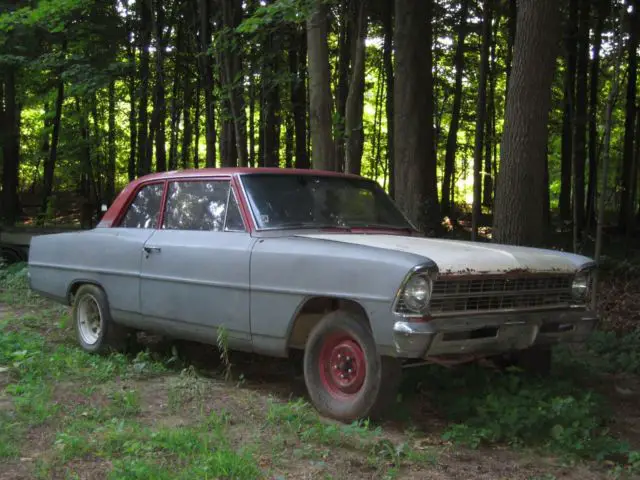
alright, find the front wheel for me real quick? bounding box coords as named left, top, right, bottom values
left=303, top=310, right=401, bottom=422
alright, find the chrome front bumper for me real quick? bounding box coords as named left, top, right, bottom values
left=392, top=308, right=598, bottom=358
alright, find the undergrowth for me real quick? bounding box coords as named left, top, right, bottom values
left=3, top=259, right=640, bottom=477
left=400, top=359, right=640, bottom=475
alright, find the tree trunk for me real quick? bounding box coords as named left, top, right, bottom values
left=335, top=1, right=354, bottom=173
left=383, top=0, right=394, bottom=196
left=572, top=0, right=589, bottom=250
left=1, top=69, right=20, bottom=226
left=394, top=0, right=441, bottom=234
left=585, top=0, right=607, bottom=228
left=483, top=11, right=497, bottom=209
left=198, top=0, right=216, bottom=168
left=472, top=0, right=491, bottom=240
left=168, top=21, right=183, bottom=171
left=106, top=80, right=116, bottom=205
left=505, top=0, right=516, bottom=90
left=77, top=99, right=94, bottom=229
left=619, top=0, right=639, bottom=231
left=91, top=99, right=104, bottom=207
left=249, top=74, right=256, bottom=167
left=263, top=21, right=281, bottom=168
left=290, top=27, right=309, bottom=169
left=193, top=80, right=201, bottom=169
left=442, top=0, right=469, bottom=215
left=222, top=0, right=249, bottom=167
left=137, top=0, right=152, bottom=176
left=127, top=43, right=137, bottom=181
left=307, top=0, right=335, bottom=171
left=344, top=0, right=368, bottom=175
left=41, top=71, right=64, bottom=217
left=150, top=0, right=167, bottom=172
left=560, top=0, right=577, bottom=222
left=181, top=68, right=192, bottom=169
left=493, top=0, right=561, bottom=246
left=594, top=12, right=624, bottom=307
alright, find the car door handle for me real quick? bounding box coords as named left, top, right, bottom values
left=143, top=246, right=162, bottom=254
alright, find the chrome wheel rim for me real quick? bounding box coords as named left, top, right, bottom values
left=77, top=294, right=102, bottom=345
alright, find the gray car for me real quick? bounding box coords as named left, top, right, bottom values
left=27, top=168, right=598, bottom=421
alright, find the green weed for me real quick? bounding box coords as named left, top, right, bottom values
left=407, top=363, right=638, bottom=466
left=167, top=365, right=210, bottom=413
left=0, top=262, right=42, bottom=306
left=44, top=412, right=261, bottom=479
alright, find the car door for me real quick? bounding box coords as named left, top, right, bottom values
left=139, top=177, right=254, bottom=351
left=99, top=181, right=165, bottom=326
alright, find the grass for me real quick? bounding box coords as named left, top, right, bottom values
left=3, top=261, right=640, bottom=478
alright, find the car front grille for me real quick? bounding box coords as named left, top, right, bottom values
left=428, top=274, right=574, bottom=315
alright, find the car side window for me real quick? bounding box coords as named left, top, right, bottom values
left=120, top=183, right=164, bottom=228
left=224, top=190, right=246, bottom=232
left=164, top=180, right=242, bottom=231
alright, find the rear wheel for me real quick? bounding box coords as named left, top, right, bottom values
left=72, top=284, right=131, bottom=354
left=303, top=310, right=401, bottom=422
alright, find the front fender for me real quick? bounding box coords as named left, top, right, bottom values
left=249, top=235, right=429, bottom=356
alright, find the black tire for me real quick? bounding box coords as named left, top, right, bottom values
left=303, top=310, right=402, bottom=422
left=72, top=284, right=130, bottom=354
left=493, top=346, right=552, bottom=377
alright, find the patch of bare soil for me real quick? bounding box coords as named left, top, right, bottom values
left=1, top=425, right=56, bottom=480
left=47, top=457, right=112, bottom=480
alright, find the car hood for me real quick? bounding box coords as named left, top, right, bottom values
left=297, top=233, right=594, bottom=275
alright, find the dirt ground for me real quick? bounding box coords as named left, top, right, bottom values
left=1, top=302, right=638, bottom=480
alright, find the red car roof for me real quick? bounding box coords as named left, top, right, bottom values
left=133, top=167, right=363, bottom=183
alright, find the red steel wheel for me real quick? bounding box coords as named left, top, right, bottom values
left=319, top=332, right=367, bottom=398
left=303, top=310, right=402, bottom=422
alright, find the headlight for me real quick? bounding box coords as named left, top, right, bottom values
left=572, top=269, right=592, bottom=302
left=402, top=275, right=432, bottom=312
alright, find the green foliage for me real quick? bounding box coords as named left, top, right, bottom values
left=403, top=362, right=639, bottom=467
left=48, top=414, right=261, bottom=479
left=237, top=0, right=313, bottom=34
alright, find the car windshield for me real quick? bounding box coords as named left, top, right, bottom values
left=240, top=173, right=414, bottom=231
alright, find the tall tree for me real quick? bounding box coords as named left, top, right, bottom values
left=344, top=0, right=368, bottom=175
left=136, top=0, right=152, bottom=176
left=41, top=41, right=66, bottom=217
left=472, top=0, right=492, bottom=240
left=150, top=0, right=167, bottom=173
left=307, top=0, right=335, bottom=171
left=106, top=80, right=116, bottom=204
left=493, top=0, right=561, bottom=246
left=290, top=26, right=309, bottom=169
left=198, top=0, right=216, bottom=167
left=586, top=0, right=608, bottom=226
left=1, top=69, right=20, bottom=225
left=382, top=0, right=394, bottom=196
left=222, top=0, right=249, bottom=167
left=442, top=0, right=470, bottom=216
left=572, top=0, right=590, bottom=249
left=394, top=0, right=441, bottom=233
left=560, top=0, right=578, bottom=222
left=619, top=0, right=639, bottom=231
